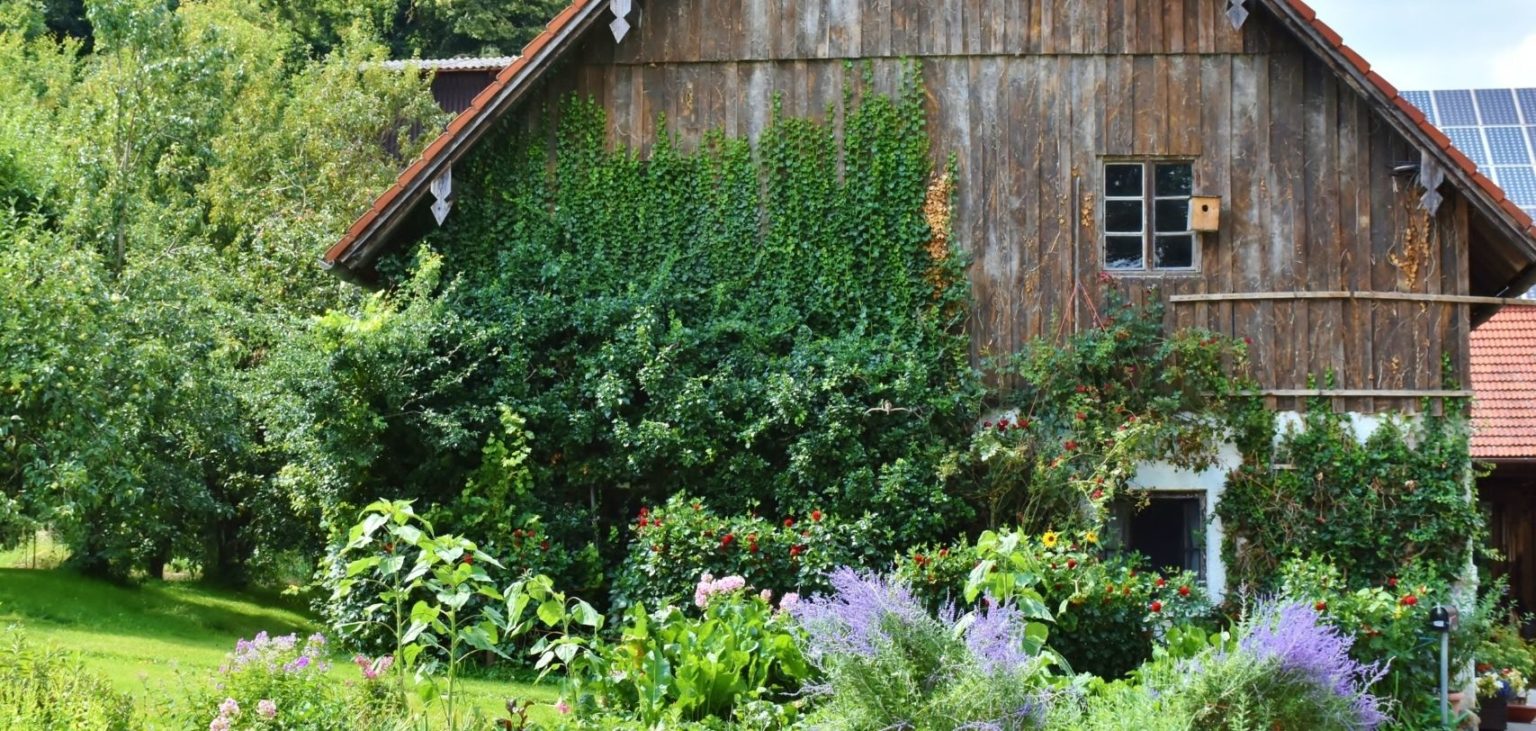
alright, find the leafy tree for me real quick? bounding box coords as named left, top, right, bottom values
left=0, top=0, right=442, bottom=582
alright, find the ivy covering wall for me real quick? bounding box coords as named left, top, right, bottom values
left=370, top=64, right=982, bottom=556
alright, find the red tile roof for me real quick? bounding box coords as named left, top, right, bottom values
left=1472, top=307, right=1536, bottom=459
left=321, top=0, right=1536, bottom=284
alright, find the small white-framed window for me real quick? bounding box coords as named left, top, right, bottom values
left=1102, top=161, right=1197, bottom=272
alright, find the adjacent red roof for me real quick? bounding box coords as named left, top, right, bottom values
left=1472, top=308, right=1536, bottom=459
left=322, top=0, right=1536, bottom=287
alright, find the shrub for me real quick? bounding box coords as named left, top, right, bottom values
left=896, top=527, right=1212, bottom=679
left=1219, top=404, right=1480, bottom=591
left=610, top=494, right=883, bottom=612
left=0, top=627, right=138, bottom=731
left=1274, top=556, right=1498, bottom=728
left=160, top=631, right=402, bottom=731
left=791, top=568, right=1054, bottom=730
left=1051, top=602, right=1387, bottom=730
left=562, top=576, right=809, bottom=727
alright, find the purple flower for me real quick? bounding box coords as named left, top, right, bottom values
left=789, top=567, right=936, bottom=660
left=257, top=699, right=277, bottom=719
left=283, top=655, right=312, bottom=673
left=218, top=698, right=240, bottom=718
left=961, top=597, right=1035, bottom=675
left=1240, top=602, right=1389, bottom=729
left=209, top=718, right=230, bottom=731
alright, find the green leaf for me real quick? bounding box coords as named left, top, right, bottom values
left=537, top=599, right=564, bottom=627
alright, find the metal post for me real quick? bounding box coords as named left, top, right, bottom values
left=1441, top=631, right=1450, bottom=729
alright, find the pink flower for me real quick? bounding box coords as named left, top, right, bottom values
left=257, top=699, right=277, bottom=719
left=555, top=698, right=572, bottom=715
left=760, top=588, right=773, bottom=603
left=218, top=698, right=240, bottom=718
left=209, top=718, right=231, bottom=731
left=693, top=573, right=748, bottom=607
left=779, top=592, right=801, bottom=612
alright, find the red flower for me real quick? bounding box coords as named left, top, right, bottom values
left=914, top=554, right=928, bottom=566
left=1387, top=577, right=1399, bottom=588
left=540, top=541, right=549, bottom=551
left=1066, top=559, right=1078, bottom=569
left=639, top=507, right=650, bottom=518
left=1075, top=412, right=1087, bottom=421
left=983, top=421, right=992, bottom=428
left=721, top=533, right=736, bottom=549
left=1075, top=385, right=1088, bottom=394
left=638, top=517, right=649, bottom=528
left=1018, top=418, right=1031, bottom=429
left=749, top=543, right=759, bottom=553
left=1064, top=440, right=1079, bottom=452
left=811, top=510, right=823, bottom=522
left=1155, top=577, right=1166, bottom=588
left=462, top=554, right=473, bottom=565
left=1178, top=585, right=1190, bottom=597
left=789, top=545, right=804, bottom=558
left=1243, top=336, right=1253, bottom=346
left=692, top=503, right=702, bottom=511
left=1314, top=601, right=1327, bottom=612
left=1150, top=600, right=1163, bottom=613
left=1400, top=594, right=1418, bottom=607
left=784, top=517, right=795, bottom=528
left=939, top=548, right=950, bottom=558
left=1091, top=489, right=1104, bottom=500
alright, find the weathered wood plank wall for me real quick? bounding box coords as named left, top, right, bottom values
left=517, top=0, right=1472, bottom=413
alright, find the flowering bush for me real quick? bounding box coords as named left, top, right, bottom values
left=562, top=575, right=808, bottom=727
left=791, top=568, right=1054, bottom=730
left=897, top=527, right=1211, bottom=679
left=1477, top=667, right=1528, bottom=700
left=959, top=293, right=1266, bottom=532
left=1050, top=602, right=1387, bottom=730
left=610, top=494, right=882, bottom=612
left=0, top=627, right=138, bottom=731
left=175, top=631, right=403, bottom=731
left=1274, top=556, right=1500, bottom=728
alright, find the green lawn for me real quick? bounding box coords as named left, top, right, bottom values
left=0, top=568, right=559, bottom=724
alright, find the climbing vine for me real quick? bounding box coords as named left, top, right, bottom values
left=1217, top=392, right=1481, bottom=591
left=369, top=62, right=980, bottom=557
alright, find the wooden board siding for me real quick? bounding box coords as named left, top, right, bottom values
left=489, top=0, right=1472, bottom=413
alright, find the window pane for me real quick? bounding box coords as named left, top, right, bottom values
left=1155, top=235, right=1195, bottom=269
left=1106, top=236, right=1144, bottom=269
left=1105, top=164, right=1143, bottom=197
left=1155, top=200, right=1190, bottom=232
left=1105, top=200, right=1143, bottom=233
left=1155, top=164, right=1193, bottom=196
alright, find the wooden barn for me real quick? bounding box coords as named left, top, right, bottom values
left=324, top=0, right=1536, bottom=594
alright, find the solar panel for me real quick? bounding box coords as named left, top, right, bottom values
left=1411, top=88, right=1536, bottom=211
left=1519, top=89, right=1536, bottom=121
left=1434, top=90, right=1479, bottom=125
left=1446, top=127, right=1490, bottom=166
left=1487, top=127, right=1532, bottom=166
left=1476, top=89, right=1522, bottom=125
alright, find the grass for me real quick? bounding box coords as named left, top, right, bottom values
left=0, top=567, right=560, bottom=724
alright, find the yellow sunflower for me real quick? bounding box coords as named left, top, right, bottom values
left=1084, top=530, right=1099, bottom=545
left=1042, top=531, right=1060, bottom=549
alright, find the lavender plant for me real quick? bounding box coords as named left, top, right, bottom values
left=790, top=568, right=1053, bottom=731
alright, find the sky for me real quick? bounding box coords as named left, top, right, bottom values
left=1307, top=0, right=1536, bottom=90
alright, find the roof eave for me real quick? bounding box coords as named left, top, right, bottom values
left=321, top=0, right=608, bottom=275
left=1257, top=0, right=1536, bottom=297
